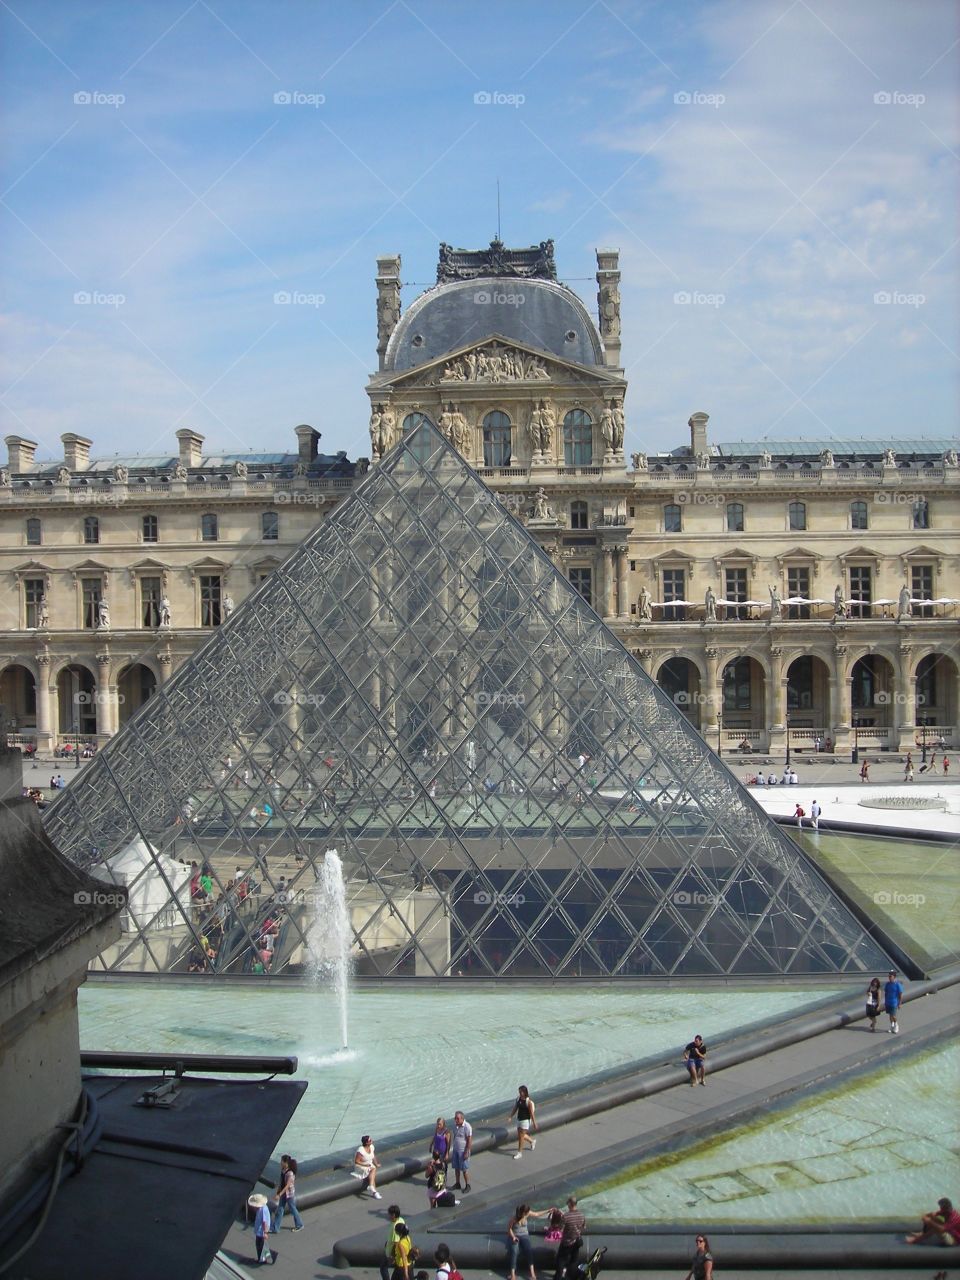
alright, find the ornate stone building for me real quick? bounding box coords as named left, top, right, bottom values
left=1, top=237, right=956, bottom=755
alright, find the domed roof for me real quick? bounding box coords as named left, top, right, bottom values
left=385, top=276, right=604, bottom=373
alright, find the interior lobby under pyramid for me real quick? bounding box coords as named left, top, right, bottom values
left=43, top=424, right=892, bottom=977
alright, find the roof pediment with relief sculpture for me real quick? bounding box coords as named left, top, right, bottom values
left=369, top=335, right=625, bottom=394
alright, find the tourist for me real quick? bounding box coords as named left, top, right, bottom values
left=682, top=1233, right=714, bottom=1279
left=430, top=1117, right=452, bottom=1170
left=684, top=1034, right=707, bottom=1086
left=755, top=771, right=766, bottom=786
left=865, top=977, right=882, bottom=1032
left=766, top=772, right=777, bottom=785
left=859, top=759, right=870, bottom=783
left=381, top=1206, right=405, bottom=1280
left=544, top=1209, right=564, bottom=1243
left=943, top=755, right=950, bottom=776
left=906, top=1196, right=960, bottom=1245
left=508, top=1084, right=538, bottom=1159
left=824, top=737, right=833, bottom=753
left=926, top=753, right=939, bottom=775
left=353, top=1134, right=382, bottom=1198
left=434, top=1242, right=459, bottom=1280
left=271, top=1154, right=304, bottom=1232
left=903, top=752, right=913, bottom=780
left=810, top=799, right=821, bottom=830
left=427, top=1160, right=459, bottom=1208
left=552, top=1196, right=586, bottom=1280
left=450, top=1110, right=473, bottom=1192
left=248, top=1192, right=273, bottom=1266
left=884, top=969, right=903, bottom=1034
left=780, top=769, right=790, bottom=785
left=507, top=1204, right=551, bottom=1280
left=392, top=1223, right=415, bottom=1280
left=789, top=768, right=799, bottom=784
left=793, top=802, right=805, bottom=828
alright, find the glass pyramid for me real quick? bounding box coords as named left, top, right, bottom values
left=45, top=424, right=892, bottom=977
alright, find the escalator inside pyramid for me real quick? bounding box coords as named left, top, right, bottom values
left=45, top=424, right=891, bottom=978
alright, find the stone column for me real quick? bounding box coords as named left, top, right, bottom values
left=636, top=649, right=654, bottom=677
left=615, top=546, right=629, bottom=619
left=703, top=647, right=720, bottom=740
left=157, top=651, right=173, bottom=684
left=34, top=655, right=54, bottom=753
left=893, top=645, right=914, bottom=751
left=375, top=255, right=402, bottom=372
left=96, top=651, right=114, bottom=740
left=601, top=550, right=615, bottom=619
left=767, top=646, right=786, bottom=755
left=831, top=645, right=851, bottom=752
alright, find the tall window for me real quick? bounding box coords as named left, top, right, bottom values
left=787, top=567, right=810, bottom=620
left=141, top=576, right=162, bottom=628
left=81, top=578, right=101, bottom=630
left=662, top=568, right=686, bottom=621
left=563, top=410, right=593, bottom=466
left=142, top=514, right=158, bottom=543
left=83, top=515, right=99, bottom=544
left=788, top=500, right=806, bottom=531
left=724, top=567, right=748, bottom=620
left=911, top=564, right=933, bottom=618
left=723, top=657, right=753, bottom=711
left=262, top=511, right=279, bottom=540
left=570, top=500, right=589, bottom=530
left=916, top=654, right=938, bottom=715
left=24, top=578, right=45, bottom=628
left=568, top=567, right=592, bottom=607
left=200, top=575, right=222, bottom=626
left=26, top=517, right=41, bottom=546
left=849, top=566, right=872, bottom=619
left=787, top=655, right=814, bottom=711
left=850, top=500, right=868, bottom=530
left=726, top=502, right=744, bottom=532
left=201, top=512, right=219, bottom=542
left=402, top=412, right=434, bottom=463
left=664, top=503, right=682, bottom=533
left=482, top=411, right=512, bottom=467
left=912, top=498, right=929, bottom=529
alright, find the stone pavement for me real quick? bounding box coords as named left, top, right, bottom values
left=219, top=975, right=960, bottom=1276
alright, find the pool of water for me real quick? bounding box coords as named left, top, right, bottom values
left=78, top=982, right=844, bottom=1159
left=580, top=1042, right=959, bottom=1223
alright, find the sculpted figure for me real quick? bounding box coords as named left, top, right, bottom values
left=96, top=597, right=110, bottom=629
left=527, top=405, right=543, bottom=452
left=769, top=583, right=782, bottom=621
left=898, top=584, right=912, bottom=619
left=379, top=407, right=396, bottom=452
left=944, top=448, right=958, bottom=467
left=599, top=404, right=616, bottom=451
left=0, top=468, right=8, bottom=486
left=450, top=409, right=470, bottom=453
left=834, top=583, right=847, bottom=619
left=611, top=398, right=625, bottom=450
left=638, top=585, right=652, bottom=621
left=369, top=407, right=382, bottom=454
left=819, top=448, right=834, bottom=468
left=531, top=487, right=555, bottom=520
left=442, top=359, right=465, bottom=381
left=631, top=451, right=647, bottom=471
left=222, top=594, right=235, bottom=619
left=760, top=450, right=772, bottom=468
left=56, top=466, right=70, bottom=485
left=233, top=459, right=248, bottom=479
left=113, top=463, right=129, bottom=483
left=464, top=350, right=478, bottom=380
left=37, top=599, right=50, bottom=629
left=599, top=282, right=621, bottom=337
left=438, top=406, right=455, bottom=442
left=883, top=448, right=896, bottom=467
left=173, top=460, right=188, bottom=481
left=696, top=451, right=711, bottom=470
left=159, top=596, right=172, bottom=628
left=704, top=586, right=717, bottom=621
left=537, top=401, right=556, bottom=454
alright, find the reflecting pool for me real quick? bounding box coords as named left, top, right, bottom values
left=580, top=1042, right=959, bottom=1223
left=79, top=982, right=843, bottom=1158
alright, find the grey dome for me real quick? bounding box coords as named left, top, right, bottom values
left=385, top=277, right=603, bottom=372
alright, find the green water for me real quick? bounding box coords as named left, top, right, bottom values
left=580, top=1042, right=960, bottom=1223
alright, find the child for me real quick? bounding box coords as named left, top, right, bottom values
left=248, top=1192, right=273, bottom=1265
left=544, top=1208, right=564, bottom=1242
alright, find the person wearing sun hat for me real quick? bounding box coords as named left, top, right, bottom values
left=248, top=1193, right=274, bottom=1265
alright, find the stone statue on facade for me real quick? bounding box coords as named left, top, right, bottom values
left=222, top=594, right=235, bottom=619
left=56, top=466, right=70, bottom=485
left=233, top=459, right=248, bottom=479
left=368, top=406, right=382, bottom=455
left=379, top=407, right=396, bottom=453
left=530, top=487, right=556, bottom=521
left=704, top=586, right=717, bottom=621
left=638, top=585, right=653, bottom=621
left=536, top=401, right=555, bottom=454
left=944, top=448, right=958, bottom=468
left=599, top=404, right=616, bottom=452
left=113, top=463, right=129, bottom=483
left=897, top=584, right=912, bottom=619
left=833, top=583, right=848, bottom=619
left=611, top=398, right=625, bottom=451
left=760, top=450, right=772, bottom=469
left=0, top=468, right=8, bottom=486
left=96, top=597, right=110, bottom=629
left=819, top=448, right=834, bottom=469
left=631, top=451, right=647, bottom=472
left=173, top=460, right=187, bottom=481
left=598, top=281, right=621, bottom=337
left=769, top=583, right=782, bottom=621
left=882, top=448, right=896, bottom=467
left=438, top=406, right=455, bottom=443
left=37, top=599, right=50, bottom=629
left=159, top=596, right=172, bottom=628
left=696, top=451, right=711, bottom=471
left=450, top=407, right=470, bottom=454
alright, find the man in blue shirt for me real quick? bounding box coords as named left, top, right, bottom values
left=884, top=969, right=903, bottom=1034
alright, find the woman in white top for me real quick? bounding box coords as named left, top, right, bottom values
left=353, top=1134, right=382, bottom=1198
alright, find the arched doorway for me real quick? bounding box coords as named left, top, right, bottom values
left=915, top=653, right=958, bottom=745
left=786, top=655, right=831, bottom=748
left=851, top=654, right=896, bottom=748
left=656, top=657, right=702, bottom=729
left=117, top=663, right=158, bottom=727
left=0, top=664, right=37, bottom=744
left=56, top=664, right=97, bottom=743
left=721, top=656, right=766, bottom=745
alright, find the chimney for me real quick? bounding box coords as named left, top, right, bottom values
left=5, top=436, right=38, bottom=473
left=295, top=424, right=320, bottom=464
left=175, top=429, right=204, bottom=469
left=375, top=254, right=402, bottom=371
left=61, top=433, right=93, bottom=471
left=689, top=412, right=710, bottom=457
left=596, top=248, right=622, bottom=368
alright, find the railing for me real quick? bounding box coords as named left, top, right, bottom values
left=557, top=466, right=603, bottom=477
left=853, top=727, right=891, bottom=742
left=723, top=729, right=762, bottom=742
left=6, top=732, right=37, bottom=751
left=790, top=728, right=828, bottom=741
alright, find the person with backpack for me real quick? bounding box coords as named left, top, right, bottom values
left=434, top=1243, right=463, bottom=1280
left=553, top=1197, right=586, bottom=1280
left=427, top=1159, right=460, bottom=1208
left=381, top=1206, right=406, bottom=1280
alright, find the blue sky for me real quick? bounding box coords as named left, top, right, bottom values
left=1, top=0, right=957, bottom=463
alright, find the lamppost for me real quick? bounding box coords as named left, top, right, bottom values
left=852, top=719, right=860, bottom=765
left=785, top=717, right=792, bottom=770
left=919, top=720, right=928, bottom=765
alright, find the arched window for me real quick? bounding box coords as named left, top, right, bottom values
left=482, top=411, right=512, bottom=467
left=850, top=500, right=868, bottom=530
left=788, top=500, right=806, bottom=531
left=563, top=410, right=592, bottom=466
left=402, top=412, right=434, bottom=463
left=726, top=502, right=744, bottom=532
left=570, top=500, right=589, bottom=530
left=664, top=503, right=682, bottom=533
left=83, top=515, right=99, bottom=544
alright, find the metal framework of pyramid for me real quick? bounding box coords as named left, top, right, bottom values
left=45, top=424, right=892, bottom=978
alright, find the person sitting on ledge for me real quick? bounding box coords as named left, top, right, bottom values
left=906, top=1197, right=960, bottom=1245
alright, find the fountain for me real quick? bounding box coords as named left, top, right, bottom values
left=308, top=849, right=352, bottom=1048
